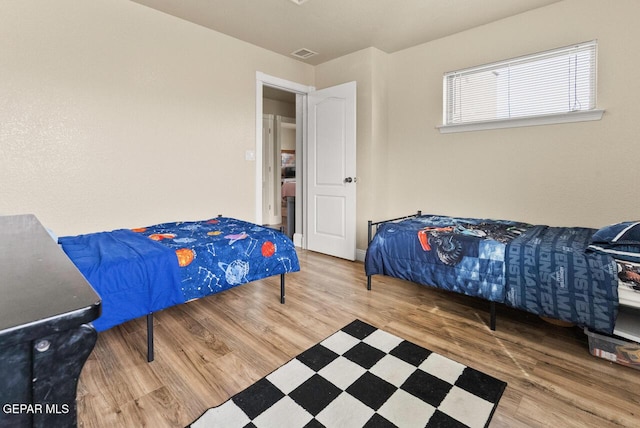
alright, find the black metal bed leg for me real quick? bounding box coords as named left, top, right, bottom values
left=280, top=273, right=285, bottom=304
left=367, top=275, right=372, bottom=291
left=490, top=301, right=496, bottom=331
left=147, top=313, right=154, bottom=362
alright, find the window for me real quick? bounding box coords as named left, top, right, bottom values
left=439, top=40, right=603, bottom=133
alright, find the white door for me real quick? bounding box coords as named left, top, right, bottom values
left=307, top=81, right=357, bottom=260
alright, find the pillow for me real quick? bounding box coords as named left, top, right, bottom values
left=590, top=221, right=640, bottom=245
left=588, top=221, right=640, bottom=262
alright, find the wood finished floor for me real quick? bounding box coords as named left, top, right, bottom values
left=77, top=249, right=639, bottom=427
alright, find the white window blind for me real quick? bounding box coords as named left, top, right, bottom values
left=443, top=40, right=598, bottom=127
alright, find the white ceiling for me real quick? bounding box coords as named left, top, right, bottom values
left=131, top=0, right=563, bottom=66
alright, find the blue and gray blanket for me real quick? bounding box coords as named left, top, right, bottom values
left=365, top=215, right=619, bottom=334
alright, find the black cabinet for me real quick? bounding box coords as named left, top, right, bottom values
left=0, top=215, right=101, bottom=428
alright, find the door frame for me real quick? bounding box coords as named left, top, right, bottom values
left=261, top=113, right=279, bottom=225
left=255, top=72, right=315, bottom=248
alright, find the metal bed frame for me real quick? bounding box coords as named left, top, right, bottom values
left=145, top=273, right=285, bottom=362
left=366, top=210, right=497, bottom=331
left=143, top=222, right=288, bottom=362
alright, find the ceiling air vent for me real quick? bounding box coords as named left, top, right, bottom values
left=291, top=48, right=317, bottom=59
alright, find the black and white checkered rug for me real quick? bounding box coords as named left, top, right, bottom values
left=189, top=320, right=506, bottom=428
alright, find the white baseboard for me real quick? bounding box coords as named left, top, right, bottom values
left=356, top=248, right=366, bottom=262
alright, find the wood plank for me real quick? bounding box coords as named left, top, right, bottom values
left=77, top=249, right=639, bottom=427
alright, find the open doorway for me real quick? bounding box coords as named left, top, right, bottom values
left=255, top=72, right=314, bottom=250
left=255, top=73, right=357, bottom=259
left=262, top=87, right=296, bottom=237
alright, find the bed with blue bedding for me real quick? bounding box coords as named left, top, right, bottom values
left=59, top=216, right=300, bottom=360
left=365, top=212, right=620, bottom=334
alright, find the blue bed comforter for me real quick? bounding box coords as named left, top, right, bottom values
left=59, top=229, right=184, bottom=332
left=136, top=217, right=300, bottom=301
left=366, top=215, right=619, bottom=333
left=365, top=215, right=530, bottom=302
left=60, top=217, right=300, bottom=332
left=504, top=225, right=619, bottom=333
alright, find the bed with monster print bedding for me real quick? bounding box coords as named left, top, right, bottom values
left=59, top=216, right=299, bottom=361
left=365, top=211, right=622, bottom=335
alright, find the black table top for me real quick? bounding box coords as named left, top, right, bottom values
left=0, top=215, right=101, bottom=346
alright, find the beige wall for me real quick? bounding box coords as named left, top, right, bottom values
left=263, top=98, right=295, bottom=119
left=385, top=0, right=640, bottom=229
left=0, top=0, right=313, bottom=236
left=315, top=0, right=640, bottom=253
left=316, top=0, right=640, bottom=249
left=2, top=0, right=638, bottom=251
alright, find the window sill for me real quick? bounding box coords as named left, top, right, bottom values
left=437, top=109, right=605, bottom=134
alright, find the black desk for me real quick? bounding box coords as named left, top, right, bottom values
left=0, top=214, right=101, bottom=428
